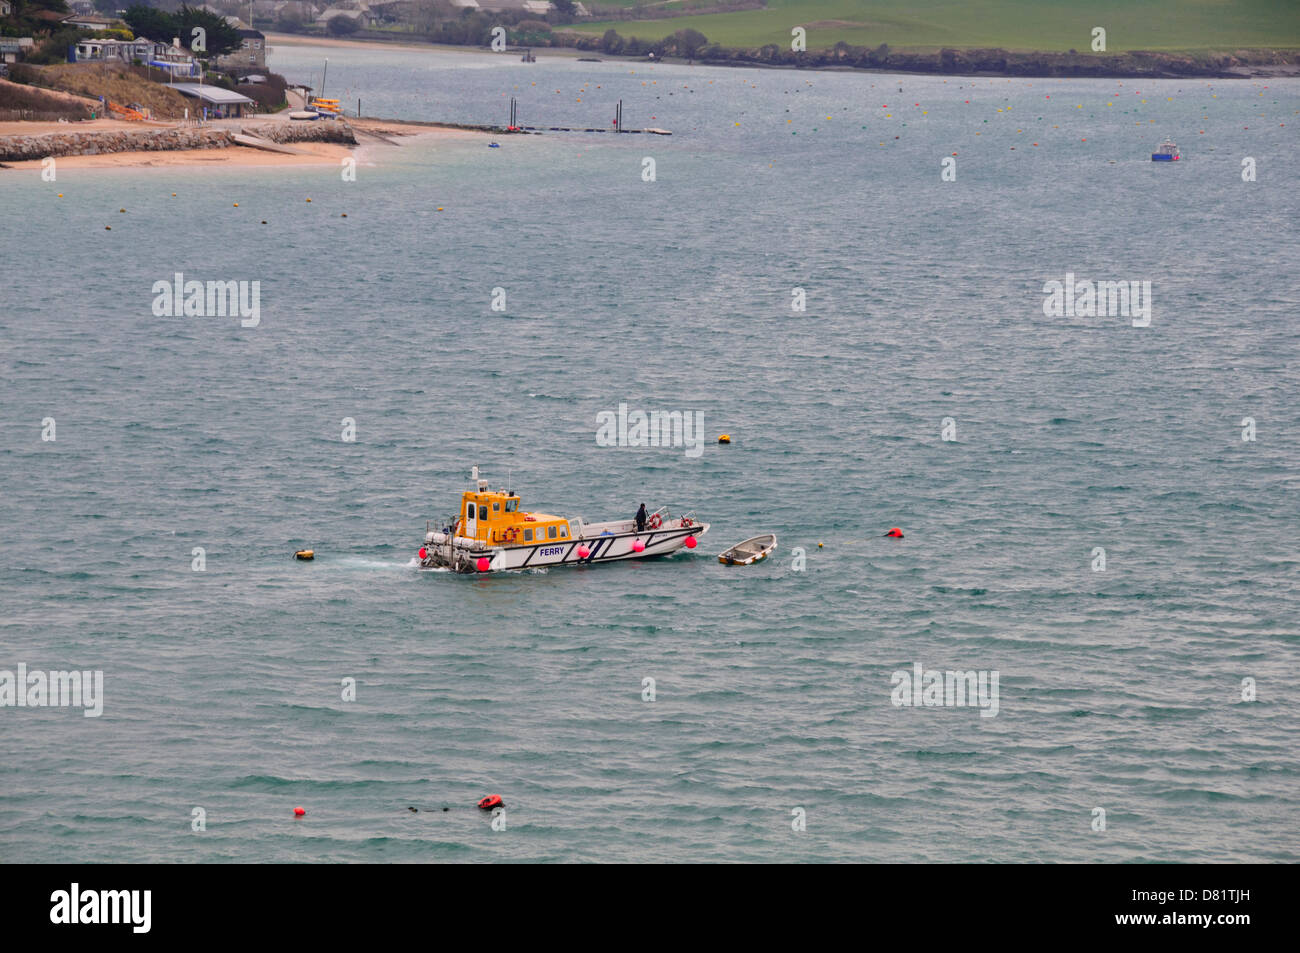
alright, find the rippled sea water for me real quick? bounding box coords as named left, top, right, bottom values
left=2, top=43, right=1298, bottom=862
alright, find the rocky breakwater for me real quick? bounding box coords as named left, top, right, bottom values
left=245, top=120, right=357, bottom=147
left=0, top=120, right=357, bottom=163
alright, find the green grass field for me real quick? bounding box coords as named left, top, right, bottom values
left=574, top=0, right=1300, bottom=51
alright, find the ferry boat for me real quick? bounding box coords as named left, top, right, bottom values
left=419, top=468, right=708, bottom=573
left=1151, top=138, right=1179, bottom=161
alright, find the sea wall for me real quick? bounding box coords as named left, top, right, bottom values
left=0, top=120, right=356, bottom=162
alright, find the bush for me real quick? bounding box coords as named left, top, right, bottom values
left=236, top=81, right=286, bottom=112
left=326, top=15, right=360, bottom=36
left=26, top=28, right=90, bottom=66
left=671, top=28, right=708, bottom=58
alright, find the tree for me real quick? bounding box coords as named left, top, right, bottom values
left=174, top=4, right=240, bottom=56
left=326, top=13, right=360, bottom=35
left=672, top=28, right=707, bottom=59
left=26, top=26, right=87, bottom=65
left=600, top=28, right=622, bottom=55
left=123, top=3, right=177, bottom=43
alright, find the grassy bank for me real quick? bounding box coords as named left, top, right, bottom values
left=10, top=63, right=192, bottom=119
left=575, top=0, right=1300, bottom=52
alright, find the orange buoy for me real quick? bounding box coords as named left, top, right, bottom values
left=884, top=527, right=904, bottom=538
left=477, top=795, right=503, bottom=810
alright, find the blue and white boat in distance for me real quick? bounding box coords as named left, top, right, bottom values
left=1152, top=138, right=1180, bottom=161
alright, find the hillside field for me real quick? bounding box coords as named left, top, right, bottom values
left=572, top=0, right=1300, bottom=51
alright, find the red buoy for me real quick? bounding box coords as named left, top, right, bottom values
left=418, top=547, right=427, bottom=559
left=684, top=535, right=697, bottom=549
left=476, top=557, right=490, bottom=572
left=293, top=806, right=306, bottom=817
left=577, top=546, right=590, bottom=558
left=477, top=795, right=502, bottom=810
left=632, top=540, right=646, bottom=552
left=884, top=527, right=904, bottom=538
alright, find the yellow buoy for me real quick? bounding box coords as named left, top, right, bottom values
left=718, top=434, right=731, bottom=444
left=294, top=550, right=314, bottom=561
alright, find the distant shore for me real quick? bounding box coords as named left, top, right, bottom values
left=264, top=30, right=1300, bottom=78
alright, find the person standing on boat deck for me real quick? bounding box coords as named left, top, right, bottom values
left=635, top=503, right=648, bottom=532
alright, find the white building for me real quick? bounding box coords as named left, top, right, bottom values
left=74, top=37, right=156, bottom=63
left=149, top=42, right=200, bottom=78
left=0, top=36, right=34, bottom=65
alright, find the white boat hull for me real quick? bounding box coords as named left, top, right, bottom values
left=421, top=521, right=709, bottom=573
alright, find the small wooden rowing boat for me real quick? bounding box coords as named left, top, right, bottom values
left=718, top=534, right=776, bottom=566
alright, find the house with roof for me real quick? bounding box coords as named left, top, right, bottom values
left=216, top=28, right=267, bottom=69
left=0, top=36, right=35, bottom=65
left=0, top=1, right=14, bottom=18
left=315, top=6, right=370, bottom=27
left=32, top=8, right=70, bottom=27
left=61, top=13, right=121, bottom=31
left=474, top=0, right=555, bottom=14
left=74, top=36, right=155, bottom=63
left=149, top=41, right=199, bottom=77
left=76, top=35, right=199, bottom=77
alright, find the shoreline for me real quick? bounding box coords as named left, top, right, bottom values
left=0, top=116, right=493, bottom=170
left=264, top=30, right=1300, bottom=79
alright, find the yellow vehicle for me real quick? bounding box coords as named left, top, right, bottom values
left=418, top=467, right=708, bottom=573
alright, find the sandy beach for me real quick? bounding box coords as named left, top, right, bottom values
left=4, top=139, right=356, bottom=169
left=1, top=117, right=489, bottom=170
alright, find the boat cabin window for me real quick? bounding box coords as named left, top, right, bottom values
left=559, top=527, right=567, bottom=538
left=492, top=502, right=500, bottom=512
left=479, top=505, right=488, bottom=521
left=523, top=529, right=534, bottom=542
left=505, top=499, right=518, bottom=512
left=547, top=526, right=557, bottom=539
